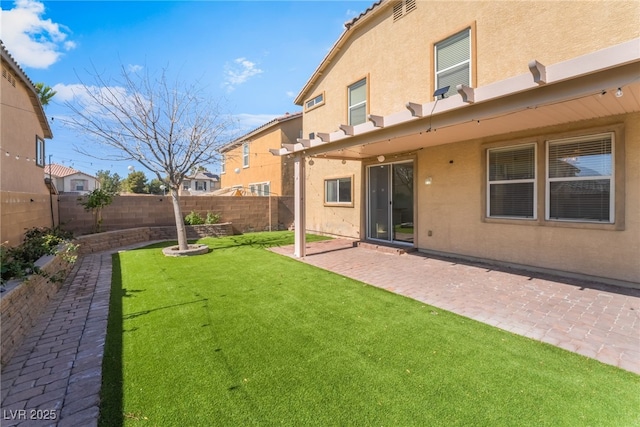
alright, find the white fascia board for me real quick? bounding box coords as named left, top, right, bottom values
left=281, top=37, right=639, bottom=157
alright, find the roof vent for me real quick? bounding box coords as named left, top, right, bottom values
left=393, top=0, right=417, bottom=22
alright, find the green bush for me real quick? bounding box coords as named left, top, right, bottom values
left=205, top=212, right=221, bottom=224
left=1, top=226, right=74, bottom=284
left=184, top=211, right=205, bottom=225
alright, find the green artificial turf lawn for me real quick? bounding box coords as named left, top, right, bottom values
left=99, top=231, right=640, bottom=426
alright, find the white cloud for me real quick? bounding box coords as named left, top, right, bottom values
left=0, top=0, right=75, bottom=69
left=286, top=91, right=296, bottom=98
left=128, top=64, right=143, bottom=73
left=52, top=82, right=143, bottom=122
left=223, top=57, right=263, bottom=92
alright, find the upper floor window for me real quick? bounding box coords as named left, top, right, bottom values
left=435, top=28, right=471, bottom=98
left=348, top=78, right=367, bottom=126
left=71, top=179, right=87, bottom=192
left=221, top=154, right=226, bottom=174
left=243, top=142, right=249, bottom=168
left=305, top=93, right=324, bottom=111
left=547, top=133, right=614, bottom=223
left=35, top=136, right=45, bottom=167
left=487, top=144, right=536, bottom=219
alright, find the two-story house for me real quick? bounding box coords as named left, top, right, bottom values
left=181, top=170, right=221, bottom=195
left=220, top=112, right=301, bottom=197
left=273, top=0, right=640, bottom=286
left=1, top=42, right=56, bottom=246
left=45, top=163, right=99, bottom=195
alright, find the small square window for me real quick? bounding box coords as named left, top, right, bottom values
left=325, top=177, right=353, bottom=205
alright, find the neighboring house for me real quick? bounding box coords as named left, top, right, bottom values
left=181, top=171, right=221, bottom=195
left=44, top=163, right=99, bottom=195
left=220, top=112, right=301, bottom=197
left=272, top=0, right=640, bottom=286
left=0, top=42, right=56, bottom=246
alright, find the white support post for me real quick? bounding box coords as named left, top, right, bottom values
left=293, top=155, right=306, bottom=258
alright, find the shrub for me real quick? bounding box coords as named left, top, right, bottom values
left=1, top=226, right=74, bottom=284
left=205, top=212, right=221, bottom=224
left=184, top=211, right=205, bottom=225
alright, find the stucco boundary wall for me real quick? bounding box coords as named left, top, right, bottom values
left=0, top=248, right=75, bottom=367
left=58, top=194, right=294, bottom=237
left=0, top=191, right=60, bottom=247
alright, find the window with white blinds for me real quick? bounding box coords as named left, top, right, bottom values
left=487, top=144, right=536, bottom=219
left=242, top=142, right=249, bottom=168
left=435, top=28, right=471, bottom=98
left=348, top=78, right=367, bottom=126
left=547, top=133, right=614, bottom=222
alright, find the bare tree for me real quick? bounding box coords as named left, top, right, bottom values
left=63, top=66, right=236, bottom=250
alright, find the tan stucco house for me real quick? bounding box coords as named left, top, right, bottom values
left=272, top=0, right=640, bottom=287
left=220, top=112, right=301, bottom=196
left=1, top=42, right=56, bottom=246
left=45, top=163, right=99, bottom=195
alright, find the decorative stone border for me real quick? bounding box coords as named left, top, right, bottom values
left=162, top=244, right=210, bottom=257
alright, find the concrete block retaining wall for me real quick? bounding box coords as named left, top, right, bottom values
left=0, top=249, right=75, bottom=367
left=74, top=223, right=234, bottom=255
left=0, top=223, right=233, bottom=369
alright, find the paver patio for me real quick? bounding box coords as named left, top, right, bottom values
left=1, top=238, right=638, bottom=426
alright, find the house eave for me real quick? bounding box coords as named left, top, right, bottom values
left=1, top=41, right=53, bottom=139
left=294, top=1, right=390, bottom=106
left=280, top=38, right=640, bottom=159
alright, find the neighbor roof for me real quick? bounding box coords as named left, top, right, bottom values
left=219, top=111, right=302, bottom=153
left=1, top=40, right=53, bottom=139
left=45, top=163, right=95, bottom=179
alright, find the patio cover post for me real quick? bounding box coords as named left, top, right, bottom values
left=294, top=155, right=306, bottom=257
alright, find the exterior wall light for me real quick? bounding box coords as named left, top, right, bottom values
left=425, top=177, right=433, bottom=185
left=377, top=155, right=385, bottom=162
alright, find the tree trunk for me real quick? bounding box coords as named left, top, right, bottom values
left=170, top=188, right=189, bottom=250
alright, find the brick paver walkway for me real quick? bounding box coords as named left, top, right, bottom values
left=271, top=239, right=640, bottom=374
left=1, top=251, right=111, bottom=427
left=1, top=238, right=638, bottom=426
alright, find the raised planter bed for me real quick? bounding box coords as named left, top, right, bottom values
left=0, top=246, right=76, bottom=368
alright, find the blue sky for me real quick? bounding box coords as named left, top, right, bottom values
left=0, top=0, right=370, bottom=178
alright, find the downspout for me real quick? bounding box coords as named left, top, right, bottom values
left=48, top=155, right=55, bottom=227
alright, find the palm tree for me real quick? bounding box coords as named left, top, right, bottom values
left=34, top=83, right=57, bottom=107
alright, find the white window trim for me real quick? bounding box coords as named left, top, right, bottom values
left=249, top=181, right=271, bottom=196
left=348, top=78, right=367, bottom=126
left=221, top=154, right=226, bottom=174
left=305, top=92, right=325, bottom=111
left=487, top=143, right=537, bottom=220
left=242, top=142, right=250, bottom=168
left=324, top=176, right=354, bottom=206
left=35, top=135, right=45, bottom=167
left=545, top=133, right=615, bottom=223
left=434, top=28, right=471, bottom=99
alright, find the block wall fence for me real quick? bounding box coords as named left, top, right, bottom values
left=57, top=194, right=295, bottom=237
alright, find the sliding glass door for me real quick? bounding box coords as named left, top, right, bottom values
left=367, top=161, right=414, bottom=244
